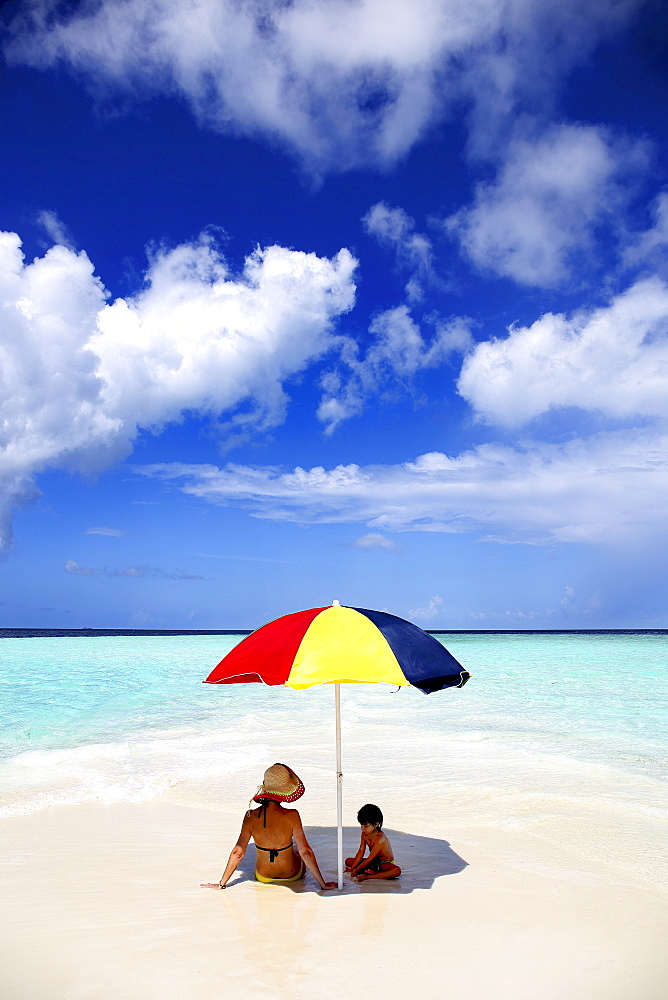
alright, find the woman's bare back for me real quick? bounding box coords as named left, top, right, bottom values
left=249, top=802, right=302, bottom=879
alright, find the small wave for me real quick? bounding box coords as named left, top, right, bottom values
left=0, top=730, right=270, bottom=817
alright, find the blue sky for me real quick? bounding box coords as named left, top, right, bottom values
left=1, top=0, right=668, bottom=629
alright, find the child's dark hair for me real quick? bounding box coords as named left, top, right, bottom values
left=357, top=803, right=383, bottom=828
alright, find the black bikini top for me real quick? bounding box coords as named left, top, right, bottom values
left=255, top=843, right=293, bottom=862
left=254, top=799, right=292, bottom=862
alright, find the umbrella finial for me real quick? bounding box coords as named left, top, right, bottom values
left=332, top=599, right=340, bottom=606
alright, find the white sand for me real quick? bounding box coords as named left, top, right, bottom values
left=1, top=800, right=666, bottom=1000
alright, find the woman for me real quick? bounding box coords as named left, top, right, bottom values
left=201, top=763, right=337, bottom=890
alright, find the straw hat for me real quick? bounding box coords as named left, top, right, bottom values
left=253, top=763, right=305, bottom=803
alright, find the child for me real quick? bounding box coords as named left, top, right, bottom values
left=345, top=803, right=401, bottom=881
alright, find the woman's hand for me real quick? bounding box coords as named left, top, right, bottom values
left=200, top=882, right=225, bottom=889
left=321, top=881, right=338, bottom=889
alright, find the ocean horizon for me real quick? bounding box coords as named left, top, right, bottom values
left=2, top=627, right=666, bottom=638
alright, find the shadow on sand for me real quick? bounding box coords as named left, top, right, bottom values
left=229, top=826, right=468, bottom=894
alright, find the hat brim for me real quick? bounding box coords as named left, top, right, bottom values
left=253, top=776, right=305, bottom=804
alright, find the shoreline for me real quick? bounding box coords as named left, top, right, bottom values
left=1, top=798, right=666, bottom=999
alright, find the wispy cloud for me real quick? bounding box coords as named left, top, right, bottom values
left=64, top=560, right=101, bottom=577
left=36, top=209, right=76, bottom=250
left=136, top=425, right=668, bottom=547
left=317, top=306, right=472, bottom=433
left=351, top=533, right=396, bottom=550
left=195, top=552, right=292, bottom=564
left=623, top=190, right=668, bottom=271
left=468, top=586, right=603, bottom=623
left=64, top=560, right=203, bottom=580
left=84, top=527, right=126, bottom=537
left=408, top=595, right=444, bottom=620
left=446, top=124, right=648, bottom=287
left=4, top=0, right=640, bottom=174
left=363, top=202, right=436, bottom=301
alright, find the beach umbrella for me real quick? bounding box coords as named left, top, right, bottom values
left=204, top=600, right=470, bottom=889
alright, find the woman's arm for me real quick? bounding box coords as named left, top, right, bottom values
left=291, top=812, right=337, bottom=890
left=201, top=814, right=252, bottom=889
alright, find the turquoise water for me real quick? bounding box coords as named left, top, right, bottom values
left=0, top=630, right=666, bottom=816
left=2, top=629, right=667, bottom=888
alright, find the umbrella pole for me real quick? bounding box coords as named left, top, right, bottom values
left=335, top=682, right=343, bottom=890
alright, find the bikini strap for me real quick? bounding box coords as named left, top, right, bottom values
left=253, top=798, right=269, bottom=827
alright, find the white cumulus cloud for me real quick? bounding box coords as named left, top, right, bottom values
left=0, top=230, right=356, bottom=552
left=92, top=235, right=356, bottom=440
left=457, top=275, right=668, bottom=426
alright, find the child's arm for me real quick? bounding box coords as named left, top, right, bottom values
left=345, top=833, right=367, bottom=871
left=350, top=836, right=383, bottom=875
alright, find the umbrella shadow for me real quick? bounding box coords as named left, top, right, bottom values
left=230, top=826, right=467, bottom=894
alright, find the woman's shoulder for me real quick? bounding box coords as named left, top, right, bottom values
left=280, top=806, right=303, bottom=827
